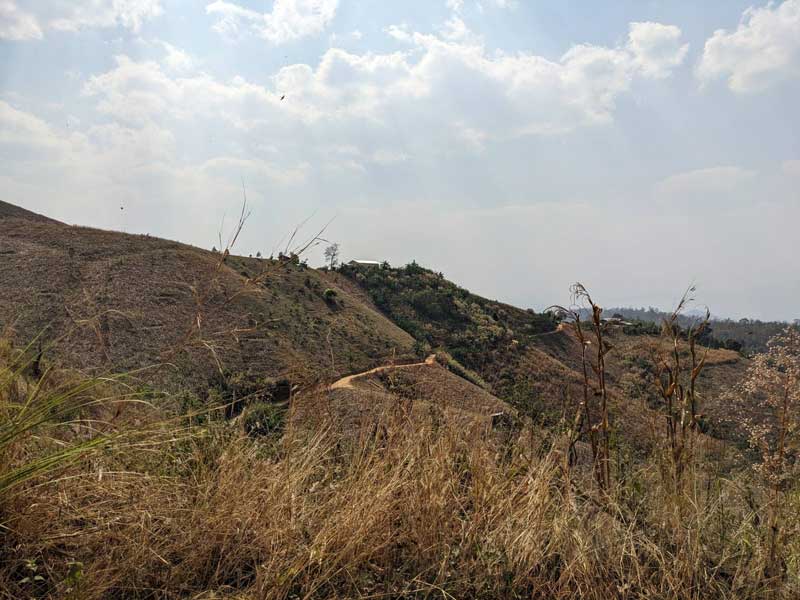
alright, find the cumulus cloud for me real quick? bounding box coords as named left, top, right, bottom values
left=446, top=0, right=464, bottom=12
left=0, top=99, right=61, bottom=148
left=0, top=1, right=42, bottom=40
left=0, top=98, right=307, bottom=239
left=48, top=0, right=164, bottom=33
left=82, top=54, right=284, bottom=127
left=697, top=0, right=800, bottom=93
left=0, top=0, right=163, bottom=39
left=206, top=0, right=338, bottom=44
left=77, top=16, right=688, bottom=163
left=627, top=21, right=689, bottom=78
left=159, top=42, right=196, bottom=73
left=2, top=14, right=692, bottom=228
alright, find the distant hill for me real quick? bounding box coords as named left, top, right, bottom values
left=604, top=306, right=793, bottom=354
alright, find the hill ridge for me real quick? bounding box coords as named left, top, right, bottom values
left=0, top=200, right=62, bottom=224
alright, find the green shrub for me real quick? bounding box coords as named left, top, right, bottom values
left=243, top=402, right=285, bottom=437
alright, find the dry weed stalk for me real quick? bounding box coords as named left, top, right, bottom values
left=549, top=283, right=612, bottom=492
left=652, top=288, right=710, bottom=490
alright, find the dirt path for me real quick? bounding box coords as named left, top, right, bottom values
left=330, top=354, right=437, bottom=391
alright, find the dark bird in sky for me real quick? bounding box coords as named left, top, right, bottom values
left=280, top=95, right=286, bottom=101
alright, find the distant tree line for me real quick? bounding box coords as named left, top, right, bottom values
left=607, top=306, right=796, bottom=355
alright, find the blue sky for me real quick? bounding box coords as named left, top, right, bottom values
left=1, top=0, right=798, bottom=320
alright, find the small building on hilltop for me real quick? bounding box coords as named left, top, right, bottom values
left=348, top=260, right=382, bottom=268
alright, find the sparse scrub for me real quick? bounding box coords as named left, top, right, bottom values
left=0, top=336, right=121, bottom=497
left=242, top=401, right=286, bottom=437
left=732, top=327, right=800, bottom=581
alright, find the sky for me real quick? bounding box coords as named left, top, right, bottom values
left=0, top=0, right=798, bottom=321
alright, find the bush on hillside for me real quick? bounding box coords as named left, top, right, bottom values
left=242, top=402, right=285, bottom=437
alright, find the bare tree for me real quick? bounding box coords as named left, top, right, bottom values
left=324, top=243, right=340, bottom=269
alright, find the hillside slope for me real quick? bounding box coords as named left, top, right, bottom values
left=0, top=203, right=415, bottom=394
left=0, top=201, right=750, bottom=451
left=293, top=355, right=517, bottom=436
left=0, top=199, right=60, bottom=224
left=341, top=262, right=750, bottom=451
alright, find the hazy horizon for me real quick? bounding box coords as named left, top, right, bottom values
left=2, top=0, right=798, bottom=321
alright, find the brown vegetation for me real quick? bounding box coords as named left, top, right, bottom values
left=2, top=202, right=798, bottom=598
left=0, top=209, right=415, bottom=396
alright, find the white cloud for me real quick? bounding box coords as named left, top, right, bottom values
left=653, top=166, right=757, bottom=199
left=0, top=1, right=163, bottom=39
left=0, top=1, right=42, bottom=40
left=329, top=29, right=362, bottom=45
left=627, top=22, right=689, bottom=78
left=446, top=0, right=464, bottom=12
left=440, top=15, right=472, bottom=41
left=0, top=99, right=62, bottom=148
left=49, top=0, right=164, bottom=33
left=206, top=0, right=338, bottom=44
left=159, top=42, right=196, bottom=73
left=80, top=16, right=687, bottom=153
left=82, top=55, right=285, bottom=127
left=697, top=0, right=800, bottom=93
left=475, top=0, right=517, bottom=11
left=0, top=99, right=307, bottom=239
left=384, top=23, right=412, bottom=42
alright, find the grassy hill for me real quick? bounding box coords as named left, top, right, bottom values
left=337, top=260, right=559, bottom=387
left=293, top=355, right=518, bottom=437
left=0, top=204, right=415, bottom=398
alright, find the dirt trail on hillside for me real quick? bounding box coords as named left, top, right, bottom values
left=330, top=355, right=437, bottom=390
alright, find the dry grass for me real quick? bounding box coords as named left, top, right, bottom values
left=0, top=213, right=415, bottom=395
left=2, top=385, right=797, bottom=599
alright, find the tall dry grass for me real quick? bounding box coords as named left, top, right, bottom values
left=2, top=388, right=795, bottom=600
